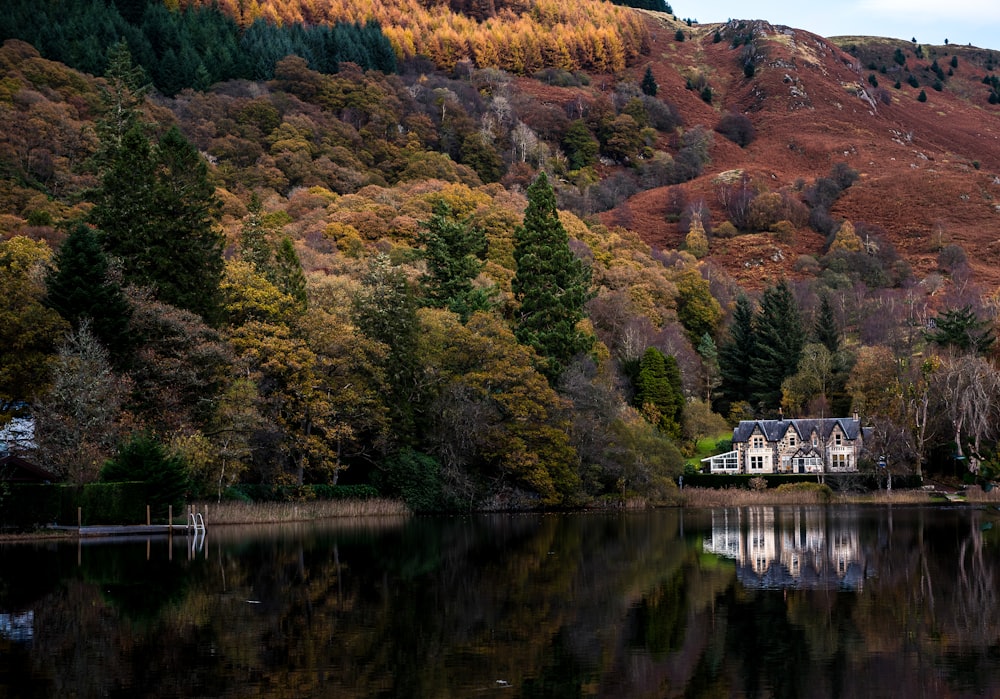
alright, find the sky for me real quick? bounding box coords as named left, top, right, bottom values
left=675, top=1, right=1000, bottom=52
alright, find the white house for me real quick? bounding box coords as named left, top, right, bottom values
left=702, top=417, right=869, bottom=475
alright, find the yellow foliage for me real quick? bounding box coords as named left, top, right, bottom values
left=830, top=220, right=862, bottom=252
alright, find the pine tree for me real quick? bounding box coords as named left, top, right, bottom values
left=635, top=347, right=683, bottom=438
left=814, top=294, right=840, bottom=354
left=718, top=293, right=757, bottom=411
left=641, top=65, right=658, bottom=96
left=696, top=332, right=722, bottom=402
left=90, top=47, right=223, bottom=323
left=147, top=125, right=224, bottom=322
left=512, top=172, right=594, bottom=383
left=45, top=222, right=132, bottom=361
left=926, top=305, right=995, bottom=354
left=238, top=193, right=274, bottom=274
left=750, top=280, right=805, bottom=410
left=271, top=237, right=308, bottom=313
left=418, top=201, right=491, bottom=321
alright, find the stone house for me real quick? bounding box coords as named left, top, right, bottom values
left=702, top=417, right=869, bottom=474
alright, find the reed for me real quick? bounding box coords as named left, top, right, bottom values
left=195, top=498, right=410, bottom=525
left=963, top=486, right=1000, bottom=503
left=676, top=486, right=939, bottom=507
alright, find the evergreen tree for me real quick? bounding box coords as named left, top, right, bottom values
left=91, top=46, right=222, bottom=323
left=814, top=294, right=840, bottom=354
left=238, top=193, right=274, bottom=275
left=101, top=432, right=189, bottom=520
left=353, top=254, right=421, bottom=442
left=696, top=332, right=722, bottom=402
left=271, top=237, right=308, bottom=313
left=926, top=305, right=995, bottom=354
left=45, top=222, right=132, bottom=361
left=750, top=280, right=805, bottom=410
left=718, top=293, right=757, bottom=412
left=418, top=201, right=492, bottom=321
left=512, top=172, right=594, bottom=383
left=147, top=125, right=225, bottom=321
left=641, top=65, right=658, bottom=96
left=635, top=347, right=683, bottom=438
left=562, top=120, right=600, bottom=171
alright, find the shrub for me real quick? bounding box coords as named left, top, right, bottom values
left=771, top=219, right=796, bottom=243
left=749, top=476, right=768, bottom=491
left=918, top=89, right=927, bottom=102
left=714, top=220, right=738, bottom=238
left=775, top=481, right=833, bottom=501
left=101, top=434, right=189, bottom=521
left=372, top=449, right=443, bottom=512
left=714, top=112, right=756, bottom=147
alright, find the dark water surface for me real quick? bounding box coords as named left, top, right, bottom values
left=1, top=506, right=999, bottom=698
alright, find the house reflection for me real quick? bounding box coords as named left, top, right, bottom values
left=703, top=507, right=867, bottom=590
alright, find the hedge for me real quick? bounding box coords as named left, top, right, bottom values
left=682, top=473, right=922, bottom=491
left=0, top=482, right=152, bottom=530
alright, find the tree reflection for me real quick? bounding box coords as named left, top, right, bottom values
left=1, top=508, right=1000, bottom=697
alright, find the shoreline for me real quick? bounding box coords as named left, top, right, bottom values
left=3, top=487, right=998, bottom=542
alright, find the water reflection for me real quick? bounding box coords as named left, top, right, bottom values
left=1, top=507, right=999, bottom=698
left=704, top=507, right=867, bottom=589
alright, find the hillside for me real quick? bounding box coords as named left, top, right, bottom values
left=2, top=0, right=1000, bottom=505
left=603, top=14, right=1000, bottom=292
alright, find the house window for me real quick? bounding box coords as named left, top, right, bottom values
left=831, top=453, right=850, bottom=470
left=752, top=436, right=764, bottom=449
left=834, top=433, right=843, bottom=446
left=788, top=435, right=796, bottom=447
left=750, top=455, right=765, bottom=471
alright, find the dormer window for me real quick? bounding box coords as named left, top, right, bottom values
left=834, top=433, right=842, bottom=446
left=752, top=436, right=764, bottom=449
left=788, top=434, right=796, bottom=447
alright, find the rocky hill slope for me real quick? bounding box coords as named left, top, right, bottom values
left=598, top=13, right=1000, bottom=293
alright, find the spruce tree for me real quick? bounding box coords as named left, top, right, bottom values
left=45, top=222, right=132, bottom=361
left=641, top=65, right=658, bottom=96
left=635, top=347, right=684, bottom=438
left=238, top=193, right=274, bottom=275
left=148, top=126, right=225, bottom=322
left=718, top=293, right=757, bottom=411
left=512, top=172, right=594, bottom=383
left=271, top=237, right=308, bottom=313
left=814, top=294, right=840, bottom=354
left=750, top=280, right=805, bottom=410
left=418, top=201, right=491, bottom=321
left=90, top=46, right=223, bottom=322
left=926, top=305, right=995, bottom=354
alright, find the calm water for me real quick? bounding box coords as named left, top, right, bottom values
left=1, top=506, right=999, bottom=698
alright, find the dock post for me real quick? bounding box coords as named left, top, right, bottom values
left=146, top=505, right=150, bottom=526
left=77, top=506, right=81, bottom=530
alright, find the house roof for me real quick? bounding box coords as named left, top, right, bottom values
left=0, top=454, right=58, bottom=483
left=732, top=418, right=864, bottom=444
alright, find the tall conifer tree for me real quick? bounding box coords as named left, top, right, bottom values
left=45, top=222, right=132, bottom=361
left=718, top=293, right=757, bottom=412
left=512, top=172, right=593, bottom=383
left=90, top=54, right=224, bottom=324
left=750, top=280, right=805, bottom=410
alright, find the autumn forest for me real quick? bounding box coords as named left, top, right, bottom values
left=1, top=0, right=999, bottom=511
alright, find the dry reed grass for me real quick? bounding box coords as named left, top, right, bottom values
left=195, top=498, right=409, bottom=525
left=677, top=486, right=939, bottom=507
left=963, top=486, right=1000, bottom=504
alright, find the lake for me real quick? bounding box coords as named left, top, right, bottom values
left=1, top=505, right=998, bottom=698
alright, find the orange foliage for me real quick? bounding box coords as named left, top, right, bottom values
left=188, top=0, right=649, bottom=74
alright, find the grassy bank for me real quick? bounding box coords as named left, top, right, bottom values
left=195, top=497, right=410, bottom=525
left=675, top=486, right=946, bottom=507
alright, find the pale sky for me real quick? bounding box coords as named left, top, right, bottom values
left=675, top=1, right=1000, bottom=51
